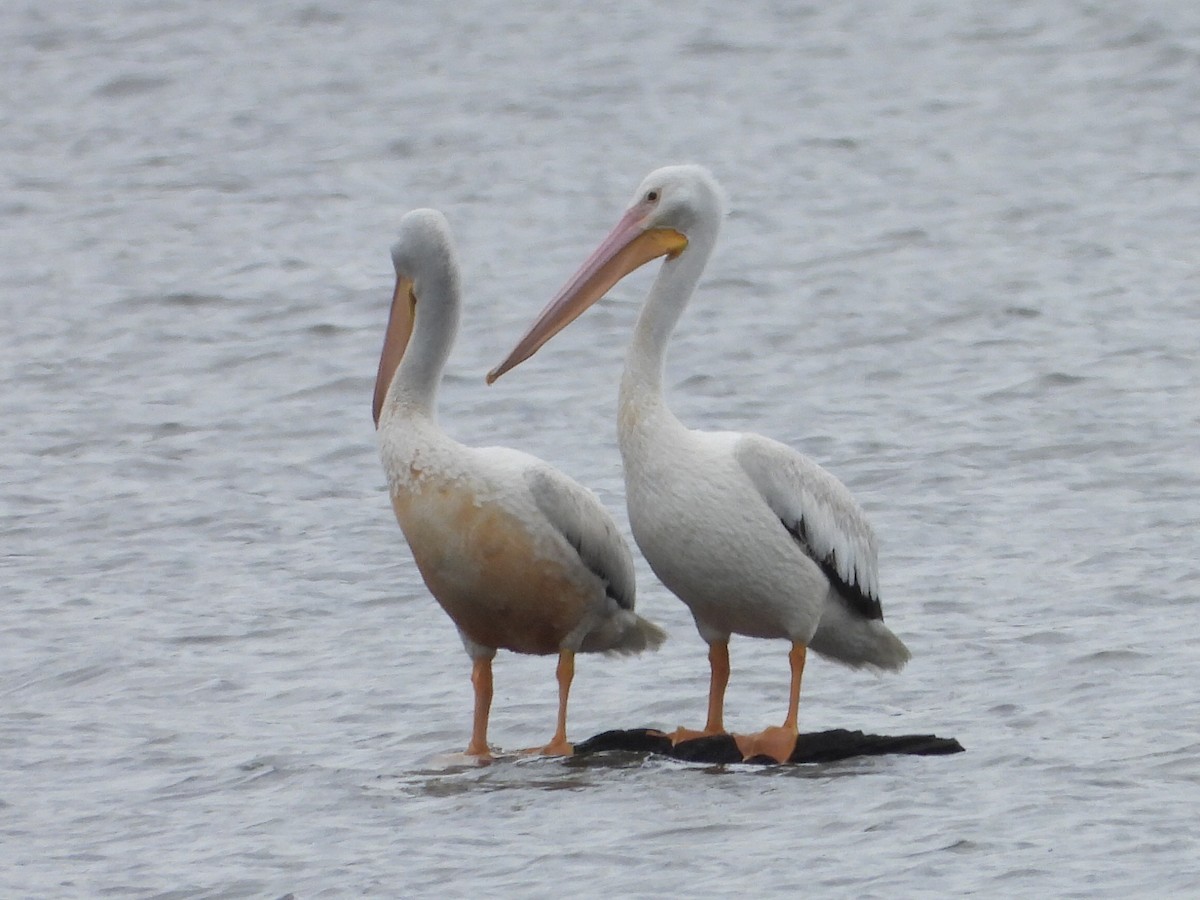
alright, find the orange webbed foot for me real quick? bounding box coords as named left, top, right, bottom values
left=538, top=739, right=574, bottom=757
left=433, top=746, right=494, bottom=767
left=519, top=738, right=574, bottom=757
left=733, top=725, right=798, bottom=764
left=666, top=726, right=727, bottom=746
left=463, top=741, right=495, bottom=763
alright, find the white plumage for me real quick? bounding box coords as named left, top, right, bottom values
left=490, top=166, right=909, bottom=761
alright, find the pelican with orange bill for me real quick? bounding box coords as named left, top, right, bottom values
left=489, top=166, right=910, bottom=763
left=376, top=209, right=665, bottom=759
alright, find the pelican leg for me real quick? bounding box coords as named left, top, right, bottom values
left=538, top=649, right=575, bottom=756
left=465, top=656, right=494, bottom=758
left=705, top=640, right=731, bottom=733
left=782, top=642, right=806, bottom=731
left=670, top=640, right=730, bottom=744
left=733, top=641, right=805, bottom=763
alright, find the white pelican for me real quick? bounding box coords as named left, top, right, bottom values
left=488, top=167, right=910, bottom=763
left=375, top=209, right=666, bottom=759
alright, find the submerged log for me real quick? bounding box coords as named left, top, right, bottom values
left=574, top=728, right=964, bottom=764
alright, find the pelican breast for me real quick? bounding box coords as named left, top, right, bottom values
left=389, top=458, right=593, bottom=656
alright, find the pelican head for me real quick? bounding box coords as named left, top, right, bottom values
left=626, top=164, right=726, bottom=239
left=373, top=208, right=459, bottom=426
left=487, top=165, right=724, bottom=384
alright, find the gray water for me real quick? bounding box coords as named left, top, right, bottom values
left=3, top=1, right=1199, bottom=896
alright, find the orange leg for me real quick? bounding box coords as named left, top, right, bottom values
left=734, top=642, right=805, bottom=763
left=782, top=642, right=806, bottom=731
left=670, top=640, right=730, bottom=744
left=538, top=649, right=575, bottom=756
left=465, top=656, right=494, bottom=758
left=705, top=640, right=731, bottom=733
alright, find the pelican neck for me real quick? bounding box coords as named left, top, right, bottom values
left=619, top=222, right=718, bottom=420
left=385, top=268, right=459, bottom=419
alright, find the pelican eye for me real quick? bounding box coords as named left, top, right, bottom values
left=644, top=190, right=659, bottom=203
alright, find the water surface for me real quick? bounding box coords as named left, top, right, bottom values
left=2, top=1, right=1199, bottom=896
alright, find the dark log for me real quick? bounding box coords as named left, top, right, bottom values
left=574, top=728, right=964, bottom=764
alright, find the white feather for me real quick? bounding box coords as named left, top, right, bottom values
left=734, top=433, right=881, bottom=607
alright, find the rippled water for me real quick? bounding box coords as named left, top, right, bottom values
left=3, top=1, right=1199, bottom=896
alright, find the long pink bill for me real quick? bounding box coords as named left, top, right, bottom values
left=487, top=210, right=686, bottom=384
left=373, top=277, right=416, bottom=427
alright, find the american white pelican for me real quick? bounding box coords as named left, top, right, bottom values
left=488, top=167, right=910, bottom=763
left=375, top=209, right=666, bottom=759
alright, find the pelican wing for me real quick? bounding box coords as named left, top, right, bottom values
left=527, top=467, right=637, bottom=610
left=734, top=434, right=883, bottom=620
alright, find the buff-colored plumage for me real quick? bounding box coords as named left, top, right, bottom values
left=375, top=209, right=664, bottom=758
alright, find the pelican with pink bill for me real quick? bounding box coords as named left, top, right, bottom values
left=489, top=166, right=910, bottom=763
